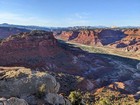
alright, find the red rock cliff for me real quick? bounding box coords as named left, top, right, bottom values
left=0, top=30, right=61, bottom=67
left=57, top=29, right=140, bottom=52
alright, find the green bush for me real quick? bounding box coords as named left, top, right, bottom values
left=68, top=89, right=140, bottom=105
left=68, top=91, right=84, bottom=105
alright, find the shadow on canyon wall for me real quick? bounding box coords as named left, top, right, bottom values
left=57, top=39, right=140, bottom=68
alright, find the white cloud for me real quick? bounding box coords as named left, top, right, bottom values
left=0, top=12, right=49, bottom=26
left=0, top=12, right=93, bottom=27
left=74, top=12, right=90, bottom=19
left=65, top=18, right=90, bottom=26
left=75, top=13, right=85, bottom=19
left=64, top=12, right=92, bottom=26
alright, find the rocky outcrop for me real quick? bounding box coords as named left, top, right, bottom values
left=0, top=67, right=70, bottom=105
left=57, top=29, right=126, bottom=46
left=109, top=29, right=140, bottom=52
left=59, top=30, right=98, bottom=45
left=0, top=30, right=63, bottom=67
left=0, top=67, right=60, bottom=97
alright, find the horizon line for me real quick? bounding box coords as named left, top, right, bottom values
left=0, top=23, right=140, bottom=28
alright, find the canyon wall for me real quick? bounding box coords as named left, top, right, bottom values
left=57, top=29, right=140, bottom=52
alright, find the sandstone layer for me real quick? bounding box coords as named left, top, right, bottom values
left=57, top=29, right=140, bottom=52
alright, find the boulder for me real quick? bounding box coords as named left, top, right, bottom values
left=0, top=67, right=71, bottom=105
left=0, top=97, right=28, bottom=105
left=0, top=67, right=60, bottom=97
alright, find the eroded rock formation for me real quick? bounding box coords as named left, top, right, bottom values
left=0, top=30, right=62, bottom=67
left=57, top=29, right=140, bottom=52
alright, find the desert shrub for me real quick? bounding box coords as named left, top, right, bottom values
left=97, top=98, right=112, bottom=105
left=68, top=91, right=84, bottom=105
left=68, top=89, right=140, bottom=105
left=82, top=92, right=95, bottom=105
left=93, top=88, right=139, bottom=105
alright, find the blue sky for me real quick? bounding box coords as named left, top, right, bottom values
left=0, top=0, right=140, bottom=27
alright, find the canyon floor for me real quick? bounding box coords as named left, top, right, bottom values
left=61, top=40, right=140, bottom=60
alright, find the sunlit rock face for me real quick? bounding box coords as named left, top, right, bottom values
left=57, top=29, right=140, bottom=52
left=0, top=30, right=61, bottom=67
left=57, top=29, right=126, bottom=46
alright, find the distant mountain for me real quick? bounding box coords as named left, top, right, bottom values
left=1, top=23, right=140, bottom=39
left=120, top=26, right=140, bottom=29
left=0, top=23, right=51, bottom=31
left=66, top=26, right=108, bottom=30
left=0, top=23, right=109, bottom=31
left=0, top=27, right=30, bottom=39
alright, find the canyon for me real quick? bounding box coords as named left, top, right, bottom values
left=0, top=28, right=140, bottom=104
left=57, top=28, right=140, bottom=52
